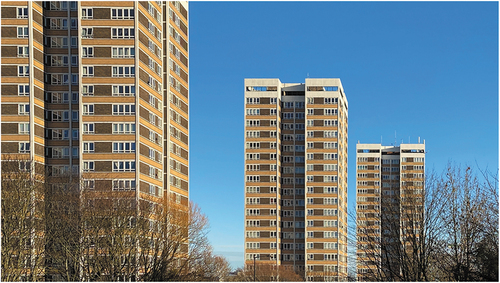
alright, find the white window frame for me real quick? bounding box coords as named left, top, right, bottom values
left=112, top=66, right=135, bottom=77
left=17, top=7, right=28, bottom=18
left=17, top=26, right=28, bottom=38
left=83, top=104, right=94, bottom=115
left=112, top=85, right=135, bottom=96
left=111, top=27, right=135, bottom=39
left=111, top=8, right=134, bottom=19
left=82, top=8, right=93, bottom=19
left=113, top=161, right=136, bottom=172
left=82, top=27, right=93, bottom=38
left=18, top=65, right=29, bottom=77
left=83, top=123, right=94, bottom=134
left=83, top=142, right=94, bottom=153
left=18, top=85, right=29, bottom=96
left=112, top=104, right=135, bottom=115
left=82, top=46, right=94, bottom=57
left=112, top=142, right=136, bottom=153
left=82, top=66, right=94, bottom=77
left=17, top=46, right=29, bottom=57
left=82, top=85, right=94, bottom=96
left=18, top=103, right=29, bottom=115
left=18, top=123, right=29, bottom=134
left=112, top=46, right=135, bottom=58
left=19, top=142, right=30, bottom=153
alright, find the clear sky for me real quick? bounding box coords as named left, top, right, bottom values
left=188, top=1, right=498, bottom=269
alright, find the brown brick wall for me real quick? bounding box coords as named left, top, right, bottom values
left=94, top=27, right=110, bottom=38
left=35, top=124, right=43, bottom=138
left=33, top=11, right=43, bottom=25
left=95, top=161, right=112, bottom=172
left=94, top=8, right=110, bottom=19
left=34, top=67, right=43, bottom=82
left=94, top=47, right=110, bottom=58
left=94, top=85, right=111, bottom=96
left=2, top=104, right=17, bottom=115
left=34, top=105, right=43, bottom=119
left=95, top=123, right=112, bottom=134
left=95, top=142, right=111, bottom=153
left=34, top=87, right=43, bottom=100
left=1, top=7, right=16, bottom=18
left=2, top=85, right=17, bottom=95
left=1, top=123, right=17, bottom=134
left=2, top=66, right=17, bottom=76
left=95, top=66, right=111, bottom=77
left=1, top=27, right=16, bottom=37
left=2, top=142, right=18, bottom=153
left=95, top=104, right=112, bottom=115
left=1, top=46, right=16, bottom=57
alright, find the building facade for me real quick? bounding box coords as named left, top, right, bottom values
left=355, top=143, right=425, bottom=281
left=1, top=1, right=189, bottom=279
left=244, top=78, right=348, bottom=281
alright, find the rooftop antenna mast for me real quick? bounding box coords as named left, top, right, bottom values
left=394, top=130, right=397, bottom=146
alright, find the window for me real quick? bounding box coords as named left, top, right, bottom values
left=113, top=179, right=136, bottom=190
left=112, top=47, right=135, bottom=58
left=72, top=129, right=78, bottom=140
left=72, top=110, right=78, bottom=121
left=113, top=123, right=135, bottom=134
left=112, top=85, right=135, bottom=96
left=83, top=180, right=95, bottom=189
left=82, top=85, right=94, bottom=96
left=18, top=123, right=29, bottom=134
left=246, top=97, right=260, bottom=104
left=18, top=104, right=29, bottom=115
left=83, top=123, right=94, bottom=134
left=325, top=97, right=338, bottom=104
left=83, top=142, right=94, bottom=153
left=17, top=46, right=29, bottom=57
left=81, top=27, right=93, bottom=39
left=83, top=104, right=94, bottom=115
left=112, top=142, right=136, bottom=153
left=82, top=47, right=93, bottom=57
left=111, top=8, right=135, bottom=19
left=18, top=85, right=29, bottom=96
left=82, top=66, right=94, bottom=77
left=19, top=142, right=30, bottom=153
left=47, top=92, right=70, bottom=105
left=112, top=66, right=135, bottom=77
left=113, top=104, right=135, bottom=115
left=83, top=161, right=94, bottom=172
left=113, top=161, right=136, bottom=172
left=82, top=8, right=93, bottom=19
left=324, top=153, right=338, bottom=160
left=18, top=65, right=29, bottom=77
left=17, top=7, right=28, bottom=18
left=324, top=119, right=338, bottom=127
left=111, top=27, right=135, bottom=39
left=325, top=108, right=338, bottom=116
left=17, top=26, right=28, bottom=38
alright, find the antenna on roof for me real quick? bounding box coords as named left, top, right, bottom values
left=307, top=73, right=309, bottom=78
left=394, top=130, right=397, bottom=146
left=418, top=136, right=421, bottom=144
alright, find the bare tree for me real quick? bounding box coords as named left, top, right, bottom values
left=228, top=263, right=304, bottom=281
left=1, top=158, right=45, bottom=281
left=353, top=164, right=499, bottom=281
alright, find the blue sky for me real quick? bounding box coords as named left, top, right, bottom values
left=188, top=1, right=498, bottom=269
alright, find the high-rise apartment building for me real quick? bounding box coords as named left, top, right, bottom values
left=244, top=78, right=348, bottom=281
left=1, top=1, right=189, bottom=278
left=355, top=143, right=425, bottom=281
